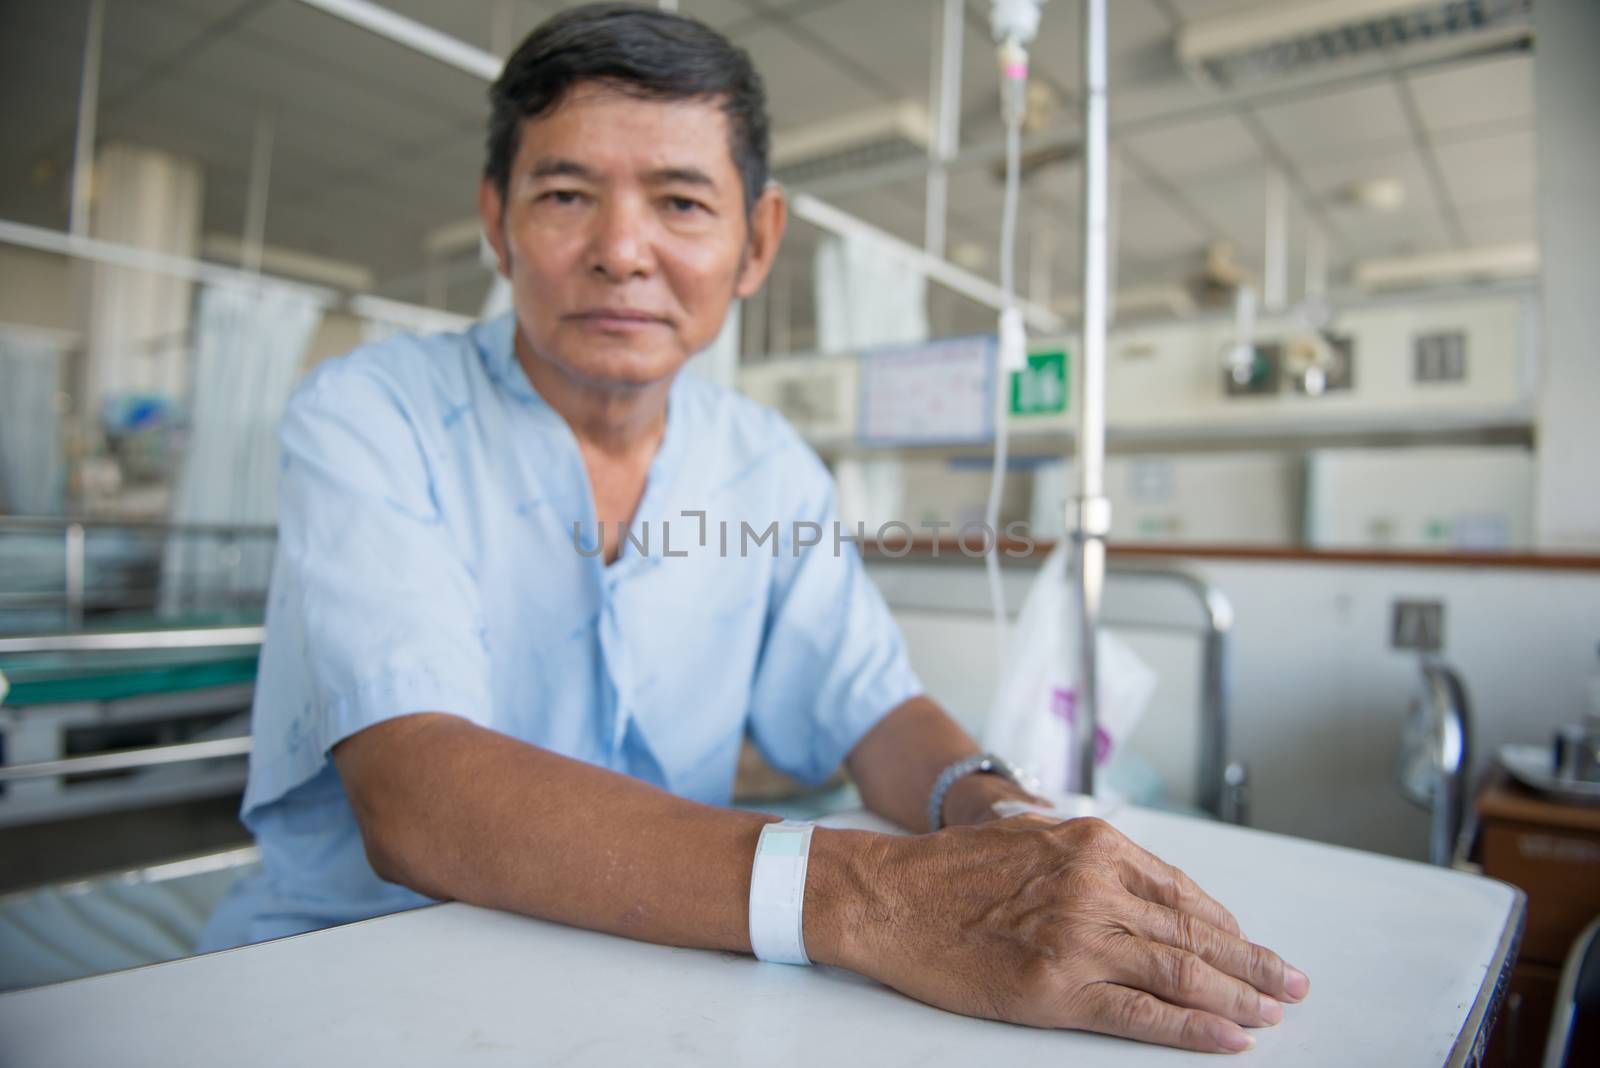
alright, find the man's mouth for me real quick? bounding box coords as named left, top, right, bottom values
left=567, top=309, right=672, bottom=330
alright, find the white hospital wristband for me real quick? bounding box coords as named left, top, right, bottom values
left=748, top=820, right=815, bottom=966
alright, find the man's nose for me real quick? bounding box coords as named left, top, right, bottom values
left=587, top=196, right=654, bottom=282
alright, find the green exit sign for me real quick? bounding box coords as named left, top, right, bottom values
left=1010, top=349, right=1069, bottom=415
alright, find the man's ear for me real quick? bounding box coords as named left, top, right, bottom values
left=478, top=177, right=511, bottom=278
left=735, top=184, right=788, bottom=300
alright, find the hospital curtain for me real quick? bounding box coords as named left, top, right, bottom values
left=0, top=328, right=68, bottom=516
left=162, top=284, right=321, bottom=612
left=814, top=233, right=927, bottom=528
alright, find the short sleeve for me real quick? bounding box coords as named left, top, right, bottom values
left=272, top=363, right=492, bottom=759
left=745, top=438, right=923, bottom=786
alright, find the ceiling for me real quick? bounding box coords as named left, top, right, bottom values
left=0, top=0, right=1540, bottom=328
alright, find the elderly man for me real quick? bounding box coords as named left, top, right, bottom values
left=202, top=4, right=1306, bottom=1053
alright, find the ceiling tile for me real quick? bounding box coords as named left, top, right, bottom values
left=238, top=2, right=487, bottom=126
left=683, top=0, right=763, bottom=32
left=1297, top=146, right=1434, bottom=214
left=789, top=0, right=929, bottom=106
left=1181, top=166, right=1265, bottom=263
left=1407, top=53, right=1533, bottom=137
left=1462, top=207, right=1536, bottom=248
left=827, top=178, right=927, bottom=246
left=1118, top=113, right=1260, bottom=183
left=371, top=0, right=499, bottom=51
left=1253, top=82, right=1410, bottom=160
left=1336, top=206, right=1451, bottom=262
left=738, top=22, right=886, bottom=128
left=1433, top=128, right=1535, bottom=209
left=1116, top=181, right=1207, bottom=265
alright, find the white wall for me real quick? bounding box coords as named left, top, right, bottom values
left=1533, top=0, right=1600, bottom=548
left=869, top=555, right=1600, bottom=861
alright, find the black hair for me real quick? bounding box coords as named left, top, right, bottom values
left=485, top=3, right=770, bottom=216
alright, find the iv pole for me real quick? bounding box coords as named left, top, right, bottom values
left=1070, top=0, right=1111, bottom=795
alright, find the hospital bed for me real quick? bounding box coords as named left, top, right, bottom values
left=0, top=624, right=260, bottom=828
left=0, top=517, right=271, bottom=828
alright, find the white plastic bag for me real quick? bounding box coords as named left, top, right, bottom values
left=982, top=541, right=1157, bottom=797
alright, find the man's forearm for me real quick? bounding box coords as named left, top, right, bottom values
left=847, top=696, right=1039, bottom=831
left=333, top=712, right=874, bottom=964
left=331, top=711, right=1304, bottom=1054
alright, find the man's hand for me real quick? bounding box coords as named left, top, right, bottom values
left=819, top=815, right=1309, bottom=1054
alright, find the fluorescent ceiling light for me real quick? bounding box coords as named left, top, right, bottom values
left=292, top=0, right=503, bottom=81
left=1354, top=243, right=1538, bottom=290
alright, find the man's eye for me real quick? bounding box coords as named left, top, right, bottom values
left=541, top=190, right=584, bottom=205
left=666, top=196, right=705, bottom=215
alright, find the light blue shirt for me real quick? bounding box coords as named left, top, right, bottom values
left=200, top=314, right=922, bottom=951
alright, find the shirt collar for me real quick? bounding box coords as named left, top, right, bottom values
left=474, top=310, right=692, bottom=569
left=477, top=312, right=534, bottom=403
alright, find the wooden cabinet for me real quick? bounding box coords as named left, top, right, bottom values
left=1474, top=773, right=1600, bottom=1067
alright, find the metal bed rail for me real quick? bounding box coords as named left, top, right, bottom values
left=0, top=623, right=262, bottom=793
left=0, top=516, right=277, bottom=627
left=1102, top=563, right=1246, bottom=824
left=0, top=624, right=264, bottom=655
left=0, top=568, right=1247, bottom=824
left=0, top=736, right=253, bottom=784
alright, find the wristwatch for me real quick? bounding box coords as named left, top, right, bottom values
left=927, top=752, right=1028, bottom=832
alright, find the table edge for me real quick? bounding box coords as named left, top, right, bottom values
left=1444, top=882, right=1526, bottom=1068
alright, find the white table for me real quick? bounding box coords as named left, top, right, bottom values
left=0, top=804, right=1522, bottom=1067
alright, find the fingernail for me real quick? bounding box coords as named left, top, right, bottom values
left=1214, top=1023, right=1255, bottom=1053
left=1284, top=967, right=1310, bottom=1001
left=1259, top=994, right=1283, bottom=1025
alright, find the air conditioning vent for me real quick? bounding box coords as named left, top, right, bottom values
left=1177, top=0, right=1534, bottom=88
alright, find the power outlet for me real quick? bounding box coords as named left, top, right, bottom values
left=1414, top=332, right=1467, bottom=383
left=1392, top=600, right=1445, bottom=651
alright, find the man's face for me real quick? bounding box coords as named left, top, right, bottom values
left=480, top=82, right=784, bottom=392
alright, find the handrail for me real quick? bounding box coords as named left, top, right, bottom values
left=0, top=736, right=251, bottom=783
left=0, top=624, right=264, bottom=655
left=0, top=516, right=277, bottom=538
left=1101, top=563, right=1243, bottom=823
